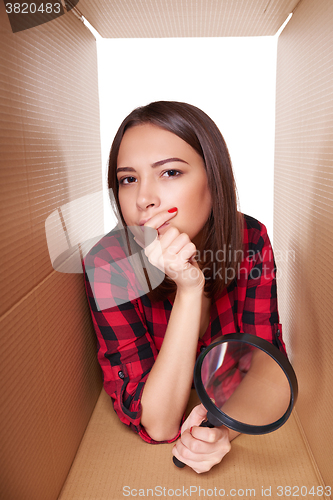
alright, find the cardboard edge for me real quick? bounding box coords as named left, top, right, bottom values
left=293, top=410, right=332, bottom=500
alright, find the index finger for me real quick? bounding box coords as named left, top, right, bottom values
left=144, top=207, right=178, bottom=231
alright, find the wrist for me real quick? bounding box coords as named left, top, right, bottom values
left=175, top=285, right=204, bottom=300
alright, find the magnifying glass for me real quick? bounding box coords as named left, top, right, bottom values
left=173, top=333, right=298, bottom=468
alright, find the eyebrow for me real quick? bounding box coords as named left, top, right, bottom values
left=116, top=157, right=188, bottom=174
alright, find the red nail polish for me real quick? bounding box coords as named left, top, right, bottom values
left=190, top=426, right=193, bottom=435
left=168, top=207, right=178, bottom=213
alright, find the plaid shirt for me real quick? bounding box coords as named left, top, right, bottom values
left=84, top=214, right=286, bottom=444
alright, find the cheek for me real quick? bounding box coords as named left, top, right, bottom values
left=118, top=191, right=132, bottom=223
left=178, top=186, right=212, bottom=235
left=190, top=181, right=212, bottom=214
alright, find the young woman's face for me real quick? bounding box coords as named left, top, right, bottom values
left=116, top=124, right=212, bottom=245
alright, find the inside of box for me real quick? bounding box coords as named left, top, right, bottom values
left=0, top=0, right=332, bottom=499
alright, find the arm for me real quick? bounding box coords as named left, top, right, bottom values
left=83, top=222, right=205, bottom=444
left=83, top=233, right=163, bottom=443
left=138, top=209, right=206, bottom=441
left=240, top=217, right=286, bottom=354
left=140, top=287, right=203, bottom=441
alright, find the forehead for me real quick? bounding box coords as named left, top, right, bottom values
left=117, top=123, right=200, bottom=165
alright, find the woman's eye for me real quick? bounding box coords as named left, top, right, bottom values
left=119, top=176, right=136, bottom=185
left=162, top=169, right=181, bottom=178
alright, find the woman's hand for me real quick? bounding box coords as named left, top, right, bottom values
left=172, top=404, right=231, bottom=474
left=138, top=208, right=205, bottom=294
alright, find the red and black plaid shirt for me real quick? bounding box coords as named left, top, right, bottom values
left=84, top=214, right=286, bottom=444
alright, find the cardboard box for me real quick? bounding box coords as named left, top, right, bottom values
left=0, top=0, right=332, bottom=498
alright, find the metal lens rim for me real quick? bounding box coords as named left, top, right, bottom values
left=194, top=333, right=298, bottom=435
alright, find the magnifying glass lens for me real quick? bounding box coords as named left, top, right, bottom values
left=200, top=341, right=291, bottom=427
left=173, top=334, right=298, bottom=468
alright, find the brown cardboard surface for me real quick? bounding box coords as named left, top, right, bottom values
left=0, top=7, right=103, bottom=498
left=274, top=0, right=333, bottom=488
left=0, top=1, right=102, bottom=316
left=0, top=271, right=102, bottom=500
left=78, top=0, right=299, bottom=38
left=59, top=389, right=329, bottom=500
left=0, top=295, right=60, bottom=500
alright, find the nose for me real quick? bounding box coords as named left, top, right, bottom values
left=136, top=179, right=160, bottom=211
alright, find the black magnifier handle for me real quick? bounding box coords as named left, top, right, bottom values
left=173, top=419, right=215, bottom=468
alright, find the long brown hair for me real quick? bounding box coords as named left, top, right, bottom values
left=108, top=101, right=243, bottom=301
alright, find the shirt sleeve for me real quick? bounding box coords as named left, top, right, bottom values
left=83, top=236, right=181, bottom=444
left=238, top=217, right=287, bottom=355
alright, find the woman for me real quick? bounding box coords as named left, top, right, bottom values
left=84, top=101, right=286, bottom=474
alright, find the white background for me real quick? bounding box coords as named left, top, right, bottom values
left=96, top=36, right=279, bottom=239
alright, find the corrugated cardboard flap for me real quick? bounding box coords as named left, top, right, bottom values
left=59, top=389, right=329, bottom=500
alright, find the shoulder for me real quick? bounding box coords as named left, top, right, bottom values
left=242, top=213, right=267, bottom=235
left=242, top=213, right=269, bottom=252
left=83, top=225, right=128, bottom=270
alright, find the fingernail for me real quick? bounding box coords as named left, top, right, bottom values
left=190, top=426, right=193, bottom=435
left=168, top=207, right=178, bottom=213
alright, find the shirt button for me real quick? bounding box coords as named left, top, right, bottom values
left=200, top=345, right=206, bottom=353
left=118, top=370, right=125, bottom=379
left=276, top=329, right=281, bottom=337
